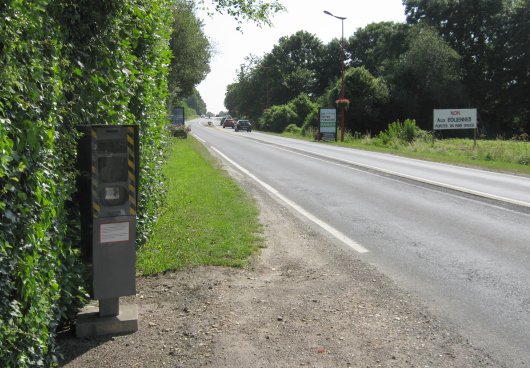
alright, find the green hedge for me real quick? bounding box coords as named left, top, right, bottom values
left=0, top=0, right=172, bottom=366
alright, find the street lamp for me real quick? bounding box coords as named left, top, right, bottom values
left=324, top=10, right=347, bottom=142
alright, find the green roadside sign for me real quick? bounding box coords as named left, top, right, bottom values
left=319, top=108, right=337, bottom=141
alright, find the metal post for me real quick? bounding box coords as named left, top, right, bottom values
left=340, top=18, right=345, bottom=142
left=99, top=298, right=120, bottom=317
left=324, top=10, right=347, bottom=142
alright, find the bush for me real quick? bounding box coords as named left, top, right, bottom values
left=284, top=124, right=302, bottom=135
left=518, top=156, right=530, bottom=165
left=170, top=125, right=191, bottom=138
left=326, top=67, right=389, bottom=133
left=288, top=93, right=317, bottom=125
left=301, top=106, right=320, bottom=132
left=377, top=119, right=420, bottom=145
left=259, top=105, right=298, bottom=132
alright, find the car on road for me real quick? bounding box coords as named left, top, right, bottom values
left=219, top=116, right=232, bottom=126
left=235, top=120, right=252, bottom=132
left=222, top=118, right=236, bottom=129
left=212, top=117, right=222, bottom=126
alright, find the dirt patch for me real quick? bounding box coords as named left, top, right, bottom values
left=59, top=173, right=502, bottom=367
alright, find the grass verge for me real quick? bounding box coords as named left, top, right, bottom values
left=278, top=130, right=530, bottom=176
left=342, top=138, right=530, bottom=175
left=137, top=137, right=263, bottom=275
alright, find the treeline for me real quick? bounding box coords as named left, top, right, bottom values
left=225, top=0, right=529, bottom=138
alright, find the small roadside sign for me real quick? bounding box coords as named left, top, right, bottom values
left=170, top=107, right=185, bottom=126
left=319, top=108, right=337, bottom=141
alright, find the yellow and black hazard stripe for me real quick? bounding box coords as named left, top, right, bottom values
left=91, top=127, right=100, bottom=218
left=127, top=126, right=137, bottom=215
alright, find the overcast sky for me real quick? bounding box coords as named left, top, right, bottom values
left=196, top=0, right=406, bottom=114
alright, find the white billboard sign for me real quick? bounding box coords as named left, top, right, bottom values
left=433, top=109, right=477, bottom=130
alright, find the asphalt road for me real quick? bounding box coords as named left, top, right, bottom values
left=189, top=119, right=530, bottom=366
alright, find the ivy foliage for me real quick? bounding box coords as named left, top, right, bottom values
left=168, top=0, right=212, bottom=104
left=0, top=0, right=173, bottom=365
left=0, top=2, right=79, bottom=366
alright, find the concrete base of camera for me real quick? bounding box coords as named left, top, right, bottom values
left=76, top=303, right=138, bottom=338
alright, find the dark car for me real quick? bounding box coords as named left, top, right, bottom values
left=222, top=118, right=236, bottom=129
left=235, top=120, right=252, bottom=132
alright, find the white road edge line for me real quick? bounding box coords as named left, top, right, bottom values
left=211, top=146, right=369, bottom=254
left=192, top=134, right=206, bottom=144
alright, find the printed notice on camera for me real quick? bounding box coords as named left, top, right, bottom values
left=100, top=222, right=130, bottom=243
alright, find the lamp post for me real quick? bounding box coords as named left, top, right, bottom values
left=324, top=10, right=347, bottom=142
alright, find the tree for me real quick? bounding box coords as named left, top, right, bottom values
left=224, top=31, right=357, bottom=123
left=185, top=89, right=207, bottom=115
left=168, top=0, right=211, bottom=105
left=390, top=25, right=465, bottom=129
left=488, top=0, right=530, bottom=134
left=316, top=38, right=347, bottom=94
left=347, top=21, right=409, bottom=78
left=262, top=31, right=326, bottom=105
left=224, top=55, right=264, bottom=119
left=403, top=0, right=528, bottom=135
left=327, top=67, right=390, bottom=133
left=199, top=0, right=285, bottom=29
left=224, top=82, right=242, bottom=116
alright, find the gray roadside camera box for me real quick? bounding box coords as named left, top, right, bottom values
left=76, top=125, right=139, bottom=300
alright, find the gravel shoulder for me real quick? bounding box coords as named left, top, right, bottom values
left=59, top=165, right=502, bottom=367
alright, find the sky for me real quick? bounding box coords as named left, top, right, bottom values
left=196, top=0, right=407, bottom=114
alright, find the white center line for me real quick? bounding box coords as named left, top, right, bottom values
left=249, top=137, right=530, bottom=208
